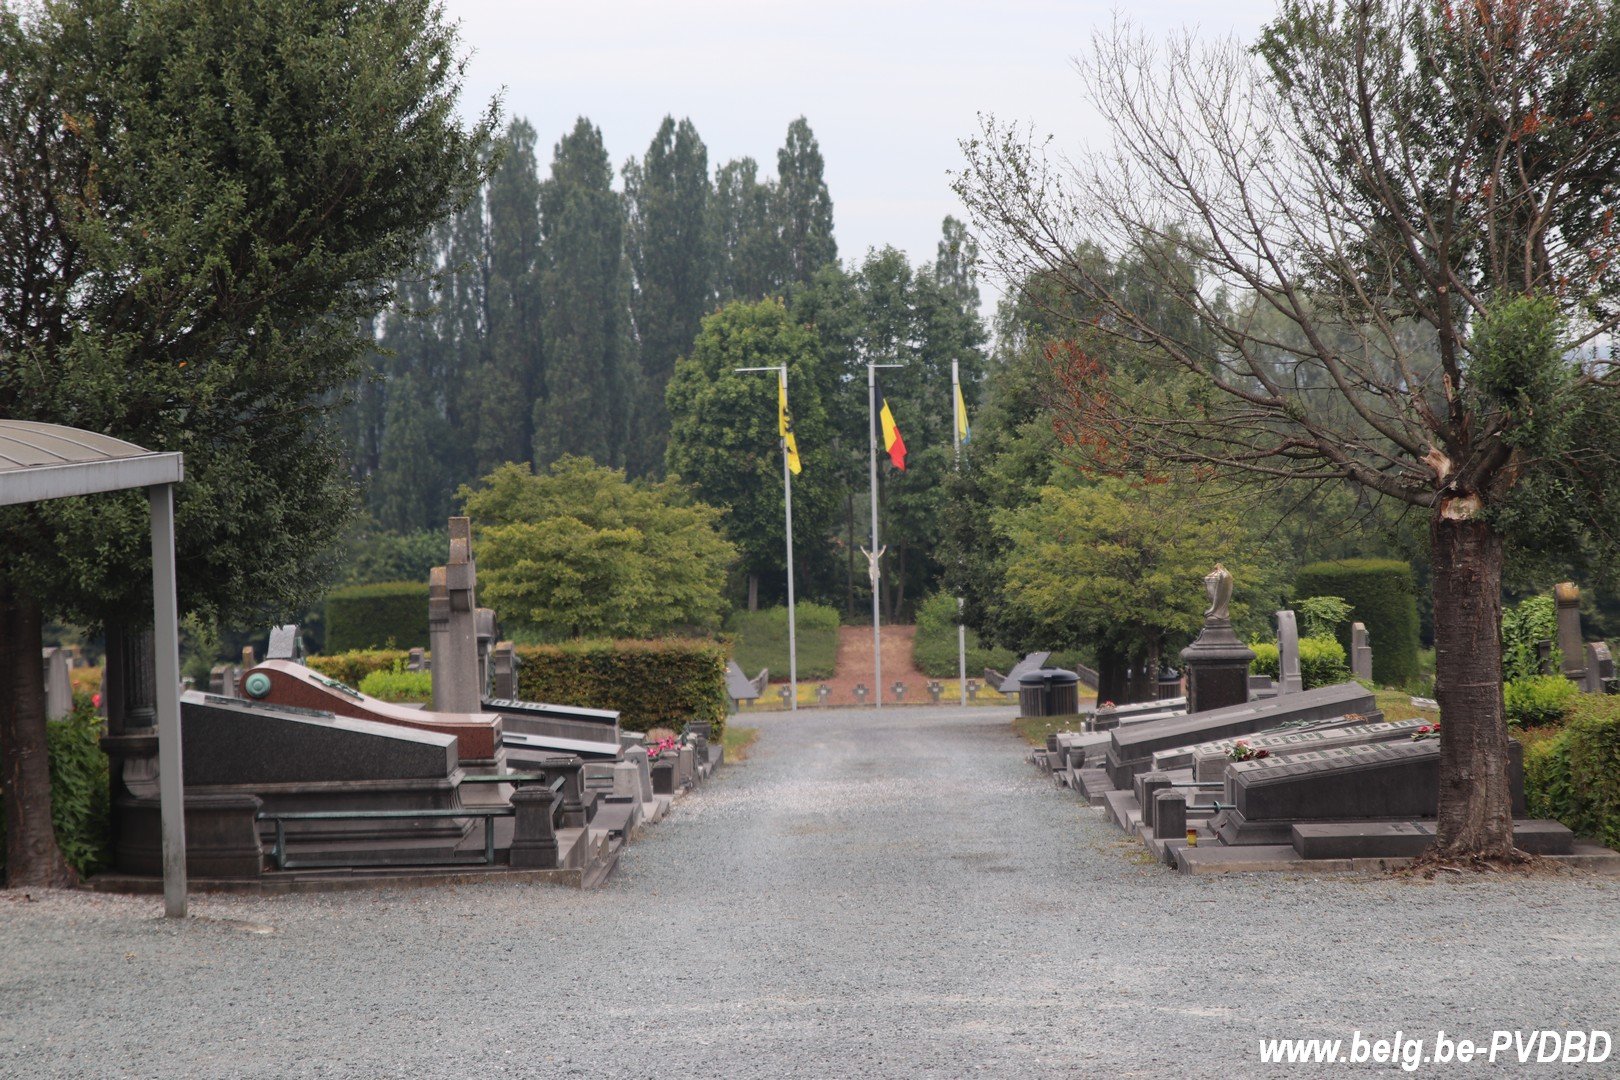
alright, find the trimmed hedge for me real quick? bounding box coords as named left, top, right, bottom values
left=912, top=593, right=1018, bottom=678
left=1293, top=559, right=1420, bottom=687
left=1516, top=696, right=1620, bottom=850
left=515, top=639, right=728, bottom=739
left=726, top=603, right=840, bottom=680
left=1249, top=637, right=1352, bottom=690
left=324, top=581, right=429, bottom=652
left=306, top=649, right=409, bottom=687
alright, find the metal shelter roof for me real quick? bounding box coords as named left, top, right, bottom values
left=0, top=420, right=184, bottom=506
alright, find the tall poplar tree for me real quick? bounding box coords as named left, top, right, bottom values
left=624, top=116, right=715, bottom=478
left=477, top=120, right=544, bottom=476
left=774, top=118, right=837, bottom=287
left=533, top=117, right=636, bottom=469
left=714, top=156, right=780, bottom=303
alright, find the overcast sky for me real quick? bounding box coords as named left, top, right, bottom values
left=443, top=1, right=1282, bottom=305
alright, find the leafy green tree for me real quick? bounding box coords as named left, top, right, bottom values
left=624, top=116, right=716, bottom=478
left=0, top=0, right=494, bottom=885
left=665, top=300, right=840, bottom=608
left=533, top=118, right=637, bottom=469
left=462, top=458, right=734, bottom=638
left=999, top=480, right=1277, bottom=699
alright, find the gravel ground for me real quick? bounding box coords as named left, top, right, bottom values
left=2, top=704, right=1616, bottom=1078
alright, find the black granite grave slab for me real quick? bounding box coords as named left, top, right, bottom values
left=1104, top=682, right=1376, bottom=788
left=1291, top=819, right=1573, bottom=859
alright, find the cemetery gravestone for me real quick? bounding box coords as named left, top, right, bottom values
left=430, top=517, right=483, bottom=714
left=41, top=647, right=73, bottom=720
left=266, top=624, right=303, bottom=662
left=1555, top=581, right=1586, bottom=685
left=1276, top=610, right=1303, bottom=695
left=1584, top=642, right=1615, bottom=695
left=1350, top=622, right=1373, bottom=682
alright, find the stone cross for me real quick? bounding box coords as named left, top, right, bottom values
left=1276, top=610, right=1303, bottom=695
left=1350, top=622, right=1373, bottom=682
left=430, top=516, right=483, bottom=713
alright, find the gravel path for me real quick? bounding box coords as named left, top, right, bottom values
left=2, top=705, right=1617, bottom=1078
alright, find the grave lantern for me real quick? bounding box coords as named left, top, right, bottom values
left=777, top=685, right=794, bottom=708
left=927, top=681, right=943, bottom=703
left=891, top=681, right=906, bottom=701
left=853, top=683, right=869, bottom=704
left=965, top=679, right=979, bottom=701
left=816, top=684, right=831, bottom=705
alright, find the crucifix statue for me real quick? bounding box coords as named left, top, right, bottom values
left=860, top=544, right=887, bottom=591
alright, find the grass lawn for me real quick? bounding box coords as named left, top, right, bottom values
left=723, top=723, right=760, bottom=760
left=1374, top=688, right=1439, bottom=723
left=726, top=604, right=840, bottom=680
left=1013, top=712, right=1090, bottom=747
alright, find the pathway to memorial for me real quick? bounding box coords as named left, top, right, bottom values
left=3, top=705, right=1617, bottom=1078
left=822, top=623, right=927, bottom=705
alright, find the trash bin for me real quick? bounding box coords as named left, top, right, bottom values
left=1019, top=668, right=1080, bottom=717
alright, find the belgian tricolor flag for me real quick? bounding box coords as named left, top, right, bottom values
left=878, top=382, right=907, bottom=470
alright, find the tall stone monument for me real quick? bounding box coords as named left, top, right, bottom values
left=1179, top=564, right=1256, bottom=714
left=429, top=517, right=483, bottom=714
left=1276, top=610, right=1304, bottom=695
left=1350, top=622, right=1373, bottom=682
left=1555, top=581, right=1586, bottom=686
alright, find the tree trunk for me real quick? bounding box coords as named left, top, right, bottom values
left=1096, top=646, right=1127, bottom=705
left=0, top=583, right=75, bottom=887
left=747, top=574, right=758, bottom=613
left=1429, top=510, right=1515, bottom=859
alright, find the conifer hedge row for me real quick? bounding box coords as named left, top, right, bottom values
left=1292, top=559, right=1420, bottom=687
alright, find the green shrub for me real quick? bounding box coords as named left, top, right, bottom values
left=0, top=696, right=110, bottom=879
left=1248, top=636, right=1351, bottom=690
left=1503, top=674, right=1577, bottom=728
left=1502, top=594, right=1559, bottom=682
left=515, top=639, right=728, bottom=739
left=725, top=603, right=840, bottom=680
left=913, top=592, right=1018, bottom=678
left=358, top=666, right=433, bottom=703
left=1294, top=559, right=1420, bottom=686
left=306, top=649, right=410, bottom=687
left=1515, top=697, right=1620, bottom=850
left=323, top=581, right=429, bottom=652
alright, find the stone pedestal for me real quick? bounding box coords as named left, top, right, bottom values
left=509, top=786, right=560, bottom=869
left=1350, top=622, right=1373, bottom=682
left=1179, top=618, right=1256, bottom=714
left=1556, top=582, right=1586, bottom=685
left=430, top=517, right=483, bottom=714
left=1276, top=610, right=1303, bottom=695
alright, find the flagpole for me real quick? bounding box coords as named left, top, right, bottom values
left=867, top=361, right=904, bottom=709
left=780, top=364, right=798, bottom=712
left=868, top=363, right=881, bottom=710
left=953, top=358, right=967, bottom=707
left=734, top=363, right=798, bottom=712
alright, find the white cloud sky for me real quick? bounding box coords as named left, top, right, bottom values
left=442, top=1, right=1283, bottom=305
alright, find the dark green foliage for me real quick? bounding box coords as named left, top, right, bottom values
left=334, top=525, right=443, bottom=588
left=1503, top=675, right=1577, bottom=728
left=725, top=604, right=840, bottom=681
left=533, top=118, right=637, bottom=469
left=624, top=117, right=715, bottom=479
left=514, top=639, right=728, bottom=739
left=0, top=698, right=109, bottom=879
left=1293, top=560, right=1420, bottom=686
left=305, top=649, right=409, bottom=687
left=324, top=583, right=429, bottom=652
left=1248, top=637, right=1353, bottom=691
left=1501, top=594, right=1560, bottom=682
left=774, top=118, right=837, bottom=286
left=912, top=593, right=1017, bottom=679
left=665, top=299, right=839, bottom=607
left=1517, top=696, right=1620, bottom=850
